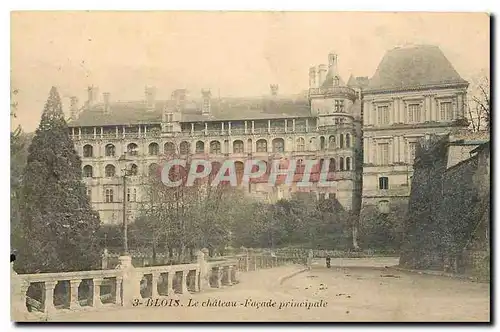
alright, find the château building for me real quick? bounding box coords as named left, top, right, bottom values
left=67, top=44, right=469, bottom=225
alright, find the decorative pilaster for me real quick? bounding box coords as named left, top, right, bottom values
left=284, top=119, right=287, bottom=133
left=221, top=122, right=225, bottom=135
left=305, top=119, right=309, bottom=132
left=191, top=123, right=194, bottom=135
left=93, top=127, right=97, bottom=139
left=244, top=121, right=248, bottom=134
left=267, top=120, right=271, bottom=134
left=78, top=128, right=82, bottom=139
left=292, top=119, right=296, bottom=132
left=251, top=121, right=255, bottom=134
left=180, top=270, right=189, bottom=294
left=228, top=122, right=232, bottom=135
left=204, top=123, right=208, bottom=135
left=122, top=126, right=125, bottom=139
left=115, top=126, right=118, bottom=138
left=100, top=127, right=104, bottom=139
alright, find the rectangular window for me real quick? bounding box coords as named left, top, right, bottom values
left=377, top=106, right=389, bottom=125
left=408, top=142, right=417, bottom=163
left=379, top=143, right=389, bottom=165
left=167, top=114, right=173, bottom=122
left=379, top=177, right=389, bottom=190
left=105, top=189, right=114, bottom=203
left=334, top=100, right=345, bottom=113
left=408, top=104, right=421, bottom=123
left=440, top=101, right=453, bottom=121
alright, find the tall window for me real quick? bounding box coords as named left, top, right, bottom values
left=272, top=138, right=285, bottom=153
left=105, top=144, right=115, bottom=157
left=345, top=134, right=351, bottom=148
left=179, top=141, right=190, bottom=155
left=379, top=177, right=389, bottom=190
left=334, top=100, right=345, bottom=112
left=379, top=143, right=389, bottom=165
left=440, top=101, right=453, bottom=121
left=83, top=165, right=93, bottom=178
left=345, top=157, right=351, bottom=171
left=195, top=141, right=205, bottom=153
left=320, top=137, right=326, bottom=150
left=164, top=142, right=175, bottom=155
left=328, top=136, right=336, bottom=150
left=83, top=145, right=93, bottom=158
left=339, top=134, right=344, bottom=149
left=296, top=138, right=305, bottom=152
left=105, top=188, right=114, bottom=203
left=408, top=142, right=417, bottom=163
left=329, top=158, right=336, bottom=172
left=105, top=164, right=116, bottom=177
left=129, top=164, right=138, bottom=176
left=339, top=157, right=345, bottom=171
left=127, top=188, right=137, bottom=202
left=256, top=139, right=267, bottom=152
left=233, top=140, right=244, bottom=153
left=148, top=143, right=159, bottom=156
left=377, top=106, right=389, bottom=125
left=408, top=104, right=421, bottom=123
left=127, top=143, right=138, bottom=156
left=210, top=141, right=221, bottom=154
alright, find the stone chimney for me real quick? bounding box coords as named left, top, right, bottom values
left=171, top=89, right=187, bottom=110
left=201, top=89, right=211, bottom=115
left=145, top=86, right=156, bottom=111
left=70, top=96, right=79, bottom=120
left=87, top=85, right=99, bottom=108
left=328, top=53, right=338, bottom=71
left=317, top=64, right=327, bottom=87
left=309, top=66, right=317, bottom=88
left=270, top=84, right=279, bottom=97
left=103, top=92, right=110, bottom=114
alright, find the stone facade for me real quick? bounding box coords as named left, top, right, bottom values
left=67, top=45, right=473, bottom=227
left=68, top=53, right=362, bottom=224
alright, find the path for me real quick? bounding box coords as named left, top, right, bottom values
left=44, top=258, right=490, bottom=322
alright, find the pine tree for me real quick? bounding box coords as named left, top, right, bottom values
left=18, top=87, right=101, bottom=273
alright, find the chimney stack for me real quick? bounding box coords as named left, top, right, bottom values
left=70, top=96, right=79, bottom=120
left=270, top=84, right=279, bottom=97
left=317, top=64, right=327, bottom=87
left=103, top=92, right=110, bottom=114
left=201, top=89, right=211, bottom=115
left=309, top=66, right=317, bottom=89
left=87, top=85, right=99, bottom=108
left=145, top=86, right=156, bottom=111
left=328, top=53, right=338, bottom=70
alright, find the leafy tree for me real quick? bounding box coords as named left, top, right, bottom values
left=17, top=87, right=101, bottom=273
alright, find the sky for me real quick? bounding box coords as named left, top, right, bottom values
left=11, top=11, right=490, bottom=132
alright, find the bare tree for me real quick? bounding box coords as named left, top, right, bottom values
left=467, top=76, right=490, bottom=132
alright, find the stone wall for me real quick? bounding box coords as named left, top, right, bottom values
left=399, top=136, right=490, bottom=276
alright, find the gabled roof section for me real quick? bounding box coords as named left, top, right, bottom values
left=366, top=45, right=468, bottom=93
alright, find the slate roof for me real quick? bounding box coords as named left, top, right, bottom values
left=68, top=97, right=312, bottom=127
left=366, top=45, right=468, bottom=93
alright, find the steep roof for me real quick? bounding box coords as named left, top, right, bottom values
left=68, top=97, right=312, bottom=127
left=366, top=45, right=468, bottom=93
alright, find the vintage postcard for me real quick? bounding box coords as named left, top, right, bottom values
left=10, top=11, right=490, bottom=323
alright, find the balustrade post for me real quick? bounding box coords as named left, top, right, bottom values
left=11, top=264, right=30, bottom=321
left=197, top=249, right=210, bottom=291
left=194, top=269, right=200, bottom=292
left=116, top=255, right=141, bottom=307
left=69, top=279, right=82, bottom=310
left=245, top=249, right=250, bottom=272
left=151, top=273, right=159, bottom=298
left=92, top=279, right=103, bottom=308
left=115, top=277, right=122, bottom=305
left=180, top=270, right=189, bottom=294
left=43, top=281, right=58, bottom=314
left=225, top=266, right=233, bottom=286
left=166, top=272, right=175, bottom=296
left=213, top=267, right=223, bottom=288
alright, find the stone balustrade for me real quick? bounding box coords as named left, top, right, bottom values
left=11, top=250, right=295, bottom=321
